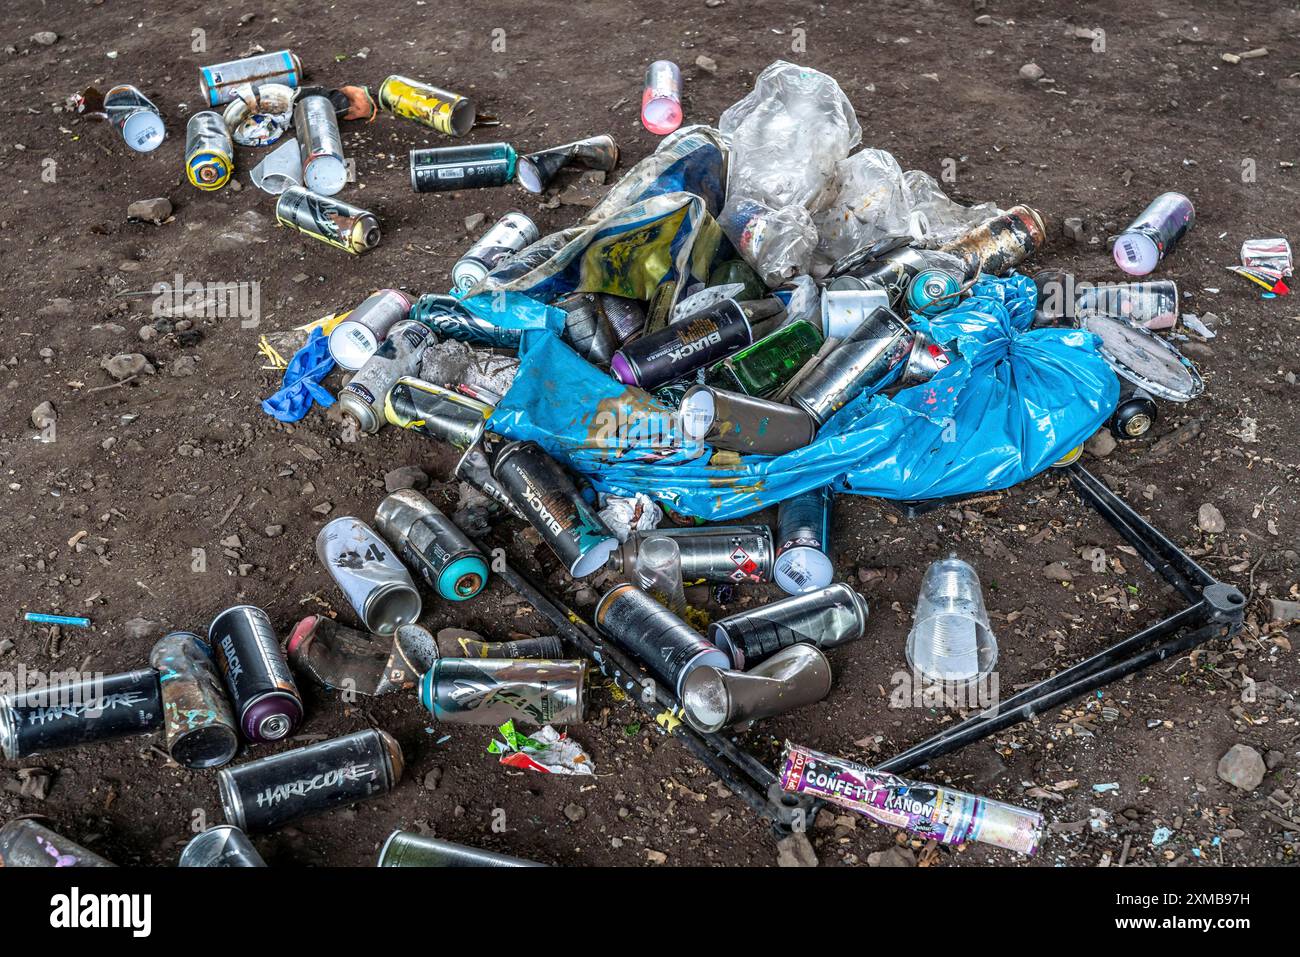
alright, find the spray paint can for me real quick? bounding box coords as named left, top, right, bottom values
left=789, top=307, right=914, bottom=425
left=375, top=490, right=489, bottom=601
left=1109, top=386, right=1158, bottom=440
left=641, top=60, right=683, bottom=135
left=409, top=293, right=524, bottom=349
left=940, top=205, right=1046, bottom=276
left=378, top=830, right=545, bottom=867
left=339, top=319, right=437, bottom=432
left=437, top=631, right=565, bottom=659
left=704, top=319, right=823, bottom=397
left=316, top=517, right=423, bottom=635
left=681, top=643, right=833, bottom=733
left=293, top=94, right=348, bottom=196
left=829, top=245, right=931, bottom=308
left=1075, top=280, right=1180, bottom=330
left=383, top=377, right=492, bottom=451
left=610, top=299, right=754, bottom=391
left=199, top=50, right=303, bottom=106
left=709, top=583, right=868, bottom=669
left=453, top=211, right=539, bottom=293
left=455, top=436, right=528, bottom=521
left=905, top=266, right=964, bottom=317
left=327, top=289, right=413, bottom=371
left=179, top=825, right=266, bottom=867
left=518, top=134, right=619, bottom=193
left=557, top=293, right=648, bottom=363
left=607, top=525, right=773, bottom=585
left=773, top=487, right=834, bottom=595
left=150, top=631, right=240, bottom=769
left=492, top=441, right=618, bottom=578
left=1114, top=192, right=1194, bottom=276
left=378, top=75, right=476, bottom=136
left=218, top=728, right=403, bottom=833
left=276, top=186, right=381, bottom=254
left=410, top=143, right=518, bottom=193
left=103, top=84, right=165, bottom=152
left=595, top=583, right=730, bottom=697
left=893, top=329, right=953, bottom=390
left=680, top=385, right=815, bottom=456
left=420, top=658, right=586, bottom=726
left=0, top=669, right=161, bottom=759
left=0, top=819, right=114, bottom=868
left=779, top=742, right=1044, bottom=855
left=184, top=111, right=234, bottom=190
left=209, top=605, right=303, bottom=744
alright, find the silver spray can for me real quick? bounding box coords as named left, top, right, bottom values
left=178, top=825, right=266, bottom=867
left=419, top=658, right=586, bottom=726
left=316, top=517, right=423, bottom=636
left=681, top=643, right=833, bottom=732
left=199, top=50, right=304, bottom=106
left=453, top=211, right=539, bottom=294
left=295, top=94, right=347, bottom=196
left=774, top=486, right=834, bottom=595
left=790, top=306, right=915, bottom=425
left=328, top=289, right=413, bottom=371
left=0, top=819, right=114, bottom=868
left=104, top=83, right=165, bottom=152
left=594, top=583, right=730, bottom=697
left=607, top=525, right=774, bottom=584
left=339, top=318, right=437, bottom=433
left=709, top=582, right=868, bottom=669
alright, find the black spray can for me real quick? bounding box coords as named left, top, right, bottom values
left=378, top=830, right=546, bottom=867
left=594, top=583, right=730, bottom=697
left=374, top=489, right=490, bottom=601
left=275, top=186, right=381, bottom=254
left=209, top=605, right=304, bottom=745
left=708, top=583, right=869, bottom=670
left=178, top=824, right=266, bottom=867
left=383, top=376, right=492, bottom=451
left=492, top=440, right=618, bottom=578
left=217, top=728, right=404, bottom=833
left=455, top=435, right=528, bottom=521
left=437, top=631, right=564, bottom=659
left=410, top=142, right=518, bottom=193
left=773, top=486, right=835, bottom=595
left=0, top=669, right=161, bottom=759
left=610, top=299, right=753, bottom=391
left=0, top=819, right=115, bottom=868
left=150, top=631, right=240, bottom=769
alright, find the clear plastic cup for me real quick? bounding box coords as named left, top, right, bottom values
left=905, top=555, right=997, bottom=686
left=635, top=535, right=687, bottom=616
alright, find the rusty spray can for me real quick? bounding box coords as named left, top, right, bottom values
left=420, top=658, right=586, bottom=726
left=378, top=75, right=476, bottom=136
left=209, top=605, right=303, bottom=744
left=199, top=50, right=303, bottom=106
left=338, top=319, right=437, bottom=432
left=294, top=94, right=348, bottom=196
left=0, top=819, right=114, bottom=868
left=595, top=583, right=729, bottom=697
left=453, top=211, right=539, bottom=293
left=607, top=525, right=773, bottom=585
left=940, top=205, right=1046, bottom=276
left=375, top=490, right=489, bottom=601
left=185, top=111, right=233, bottom=190
left=150, top=631, right=240, bottom=769
left=316, top=517, right=423, bottom=636
left=383, top=377, right=492, bottom=451
left=773, top=486, right=835, bottom=595
left=178, top=825, right=266, bottom=867
left=0, top=670, right=161, bottom=759
left=709, top=583, right=869, bottom=669
left=103, top=84, right=165, bottom=152
left=275, top=186, right=381, bottom=254
left=327, top=289, right=413, bottom=371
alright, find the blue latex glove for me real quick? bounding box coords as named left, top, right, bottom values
left=261, top=327, right=336, bottom=422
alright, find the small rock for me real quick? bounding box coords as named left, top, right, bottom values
left=1264, top=750, right=1284, bottom=771
left=423, top=768, right=443, bottom=790
left=1085, top=429, right=1116, bottom=458
left=31, top=31, right=58, bottom=46
left=30, top=401, right=56, bottom=430
left=138, top=325, right=157, bottom=342
left=563, top=802, right=586, bottom=822
left=264, top=524, right=285, bottom=538
left=695, top=54, right=718, bottom=74
left=38, top=298, right=74, bottom=318
left=312, top=502, right=334, bottom=515
left=127, top=197, right=172, bottom=224
left=169, top=355, right=198, bottom=378
left=1216, top=744, right=1266, bottom=791
left=1062, top=216, right=1086, bottom=244
left=463, top=212, right=486, bottom=232
left=220, top=534, right=242, bottom=550
left=1197, top=503, right=1226, bottom=534
left=101, top=353, right=153, bottom=380
left=1019, top=62, right=1045, bottom=81
left=384, top=465, right=429, bottom=492
left=124, top=617, right=159, bottom=640
left=775, top=832, right=818, bottom=867
left=1268, top=598, right=1300, bottom=622
left=867, top=846, right=916, bottom=867
left=0, top=638, right=15, bottom=655
left=645, top=848, right=668, bottom=864
left=1042, top=561, right=1073, bottom=582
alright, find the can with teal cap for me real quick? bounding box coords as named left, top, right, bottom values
left=375, top=489, right=488, bottom=601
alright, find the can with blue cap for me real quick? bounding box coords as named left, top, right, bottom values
left=375, top=489, right=488, bottom=602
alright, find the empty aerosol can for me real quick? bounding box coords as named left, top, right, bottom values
left=774, top=486, right=834, bottom=594
left=328, top=289, right=413, bottom=371
left=420, top=658, right=586, bottom=726
left=453, top=211, right=539, bottom=293
left=704, top=319, right=823, bottom=397
left=294, top=94, right=347, bottom=196
left=1075, top=280, right=1180, bottom=330
left=378, top=830, right=545, bottom=867
left=317, top=517, right=423, bottom=635
left=518, top=134, right=619, bottom=193
left=379, top=75, right=476, bottom=136
left=199, top=50, right=303, bottom=106
left=437, top=632, right=565, bottom=659
left=492, top=441, right=618, bottom=577
left=682, top=643, right=833, bottom=733
left=0, top=819, right=114, bottom=868
left=680, top=385, right=816, bottom=456
left=595, top=583, right=730, bottom=697
left=409, top=293, right=524, bottom=349
left=940, top=205, right=1046, bottom=276
left=185, top=111, right=234, bottom=190
left=611, top=299, right=756, bottom=391
left=790, top=307, right=914, bottom=425
left=179, top=825, right=266, bottom=867
left=383, top=377, right=492, bottom=451
left=375, top=490, right=489, bottom=601
left=209, top=605, right=303, bottom=744
left=218, top=728, right=403, bottom=832
left=150, top=631, right=240, bottom=769
left=104, top=84, right=165, bottom=152
left=607, top=525, right=773, bottom=585
left=410, top=143, right=518, bottom=192
left=1114, top=192, right=1194, bottom=276
left=456, top=436, right=528, bottom=521
left=709, top=583, right=869, bottom=669
left=276, top=186, right=381, bottom=254
left=339, top=319, right=437, bottom=432
left=0, top=669, right=161, bottom=759
left=828, top=245, right=930, bottom=307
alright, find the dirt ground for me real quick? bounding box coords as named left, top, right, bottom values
left=1, top=0, right=1297, bottom=868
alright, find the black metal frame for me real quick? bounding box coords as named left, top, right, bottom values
left=490, top=463, right=1246, bottom=832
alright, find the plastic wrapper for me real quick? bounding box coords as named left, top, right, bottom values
left=597, top=493, right=664, bottom=542
left=487, top=721, right=594, bottom=775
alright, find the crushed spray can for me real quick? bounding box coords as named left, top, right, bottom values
left=179, top=825, right=266, bottom=867
left=338, top=318, right=437, bottom=432
left=150, top=631, right=240, bottom=769
left=383, top=377, right=492, bottom=451
left=104, top=84, right=165, bottom=152
left=199, top=50, right=303, bottom=106
left=827, top=244, right=930, bottom=307
left=316, top=517, right=423, bottom=636
left=789, top=307, right=914, bottom=425
left=327, top=289, right=413, bottom=371
left=518, top=134, right=619, bottom=193
left=595, top=583, right=730, bottom=697
left=704, top=319, right=823, bottom=397
left=610, top=299, right=755, bottom=391
left=773, top=486, right=835, bottom=595
left=492, top=441, right=617, bottom=578
left=276, top=186, right=380, bottom=254
left=209, top=605, right=303, bottom=744
left=184, top=111, right=234, bottom=190
left=709, top=583, right=868, bottom=669
left=681, top=643, right=832, bottom=733
left=453, top=211, right=539, bottom=293
left=294, top=94, right=348, bottom=196
left=420, top=658, right=586, bottom=726
left=0, top=819, right=115, bottom=868
left=410, top=142, right=518, bottom=193
left=1075, top=280, right=1180, bottom=330
left=1114, top=192, right=1194, bottom=276
left=779, top=742, right=1044, bottom=855
left=378, top=75, right=476, bottom=136
left=557, top=292, right=647, bottom=362
left=218, top=728, right=403, bottom=833
left=375, top=490, right=489, bottom=601
left=940, top=205, right=1046, bottom=276
left=0, top=669, right=161, bottom=759
left=409, top=293, right=524, bottom=349
left=680, top=385, right=816, bottom=456
left=287, top=617, right=436, bottom=697
left=436, top=630, right=564, bottom=659
left=607, top=525, right=773, bottom=585
left=378, top=830, right=545, bottom=867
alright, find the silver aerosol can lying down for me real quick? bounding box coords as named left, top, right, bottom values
left=378, top=830, right=546, bottom=867
left=453, top=211, right=539, bottom=293
left=316, top=517, right=422, bottom=636
left=375, top=489, right=489, bottom=601
left=709, top=582, right=869, bottom=670
left=339, top=319, right=437, bottom=433
left=419, top=658, right=586, bottom=726
left=178, top=825, right=266, bottom=867
left=681, top=643, right=832, bottom=732
left=606, top=524, right=774, bottom=585
left=328, top=289, right=413, bottom=371
left=0, top=819, right=115, bottom=867
left=595, top=583, right=729, bottom=697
